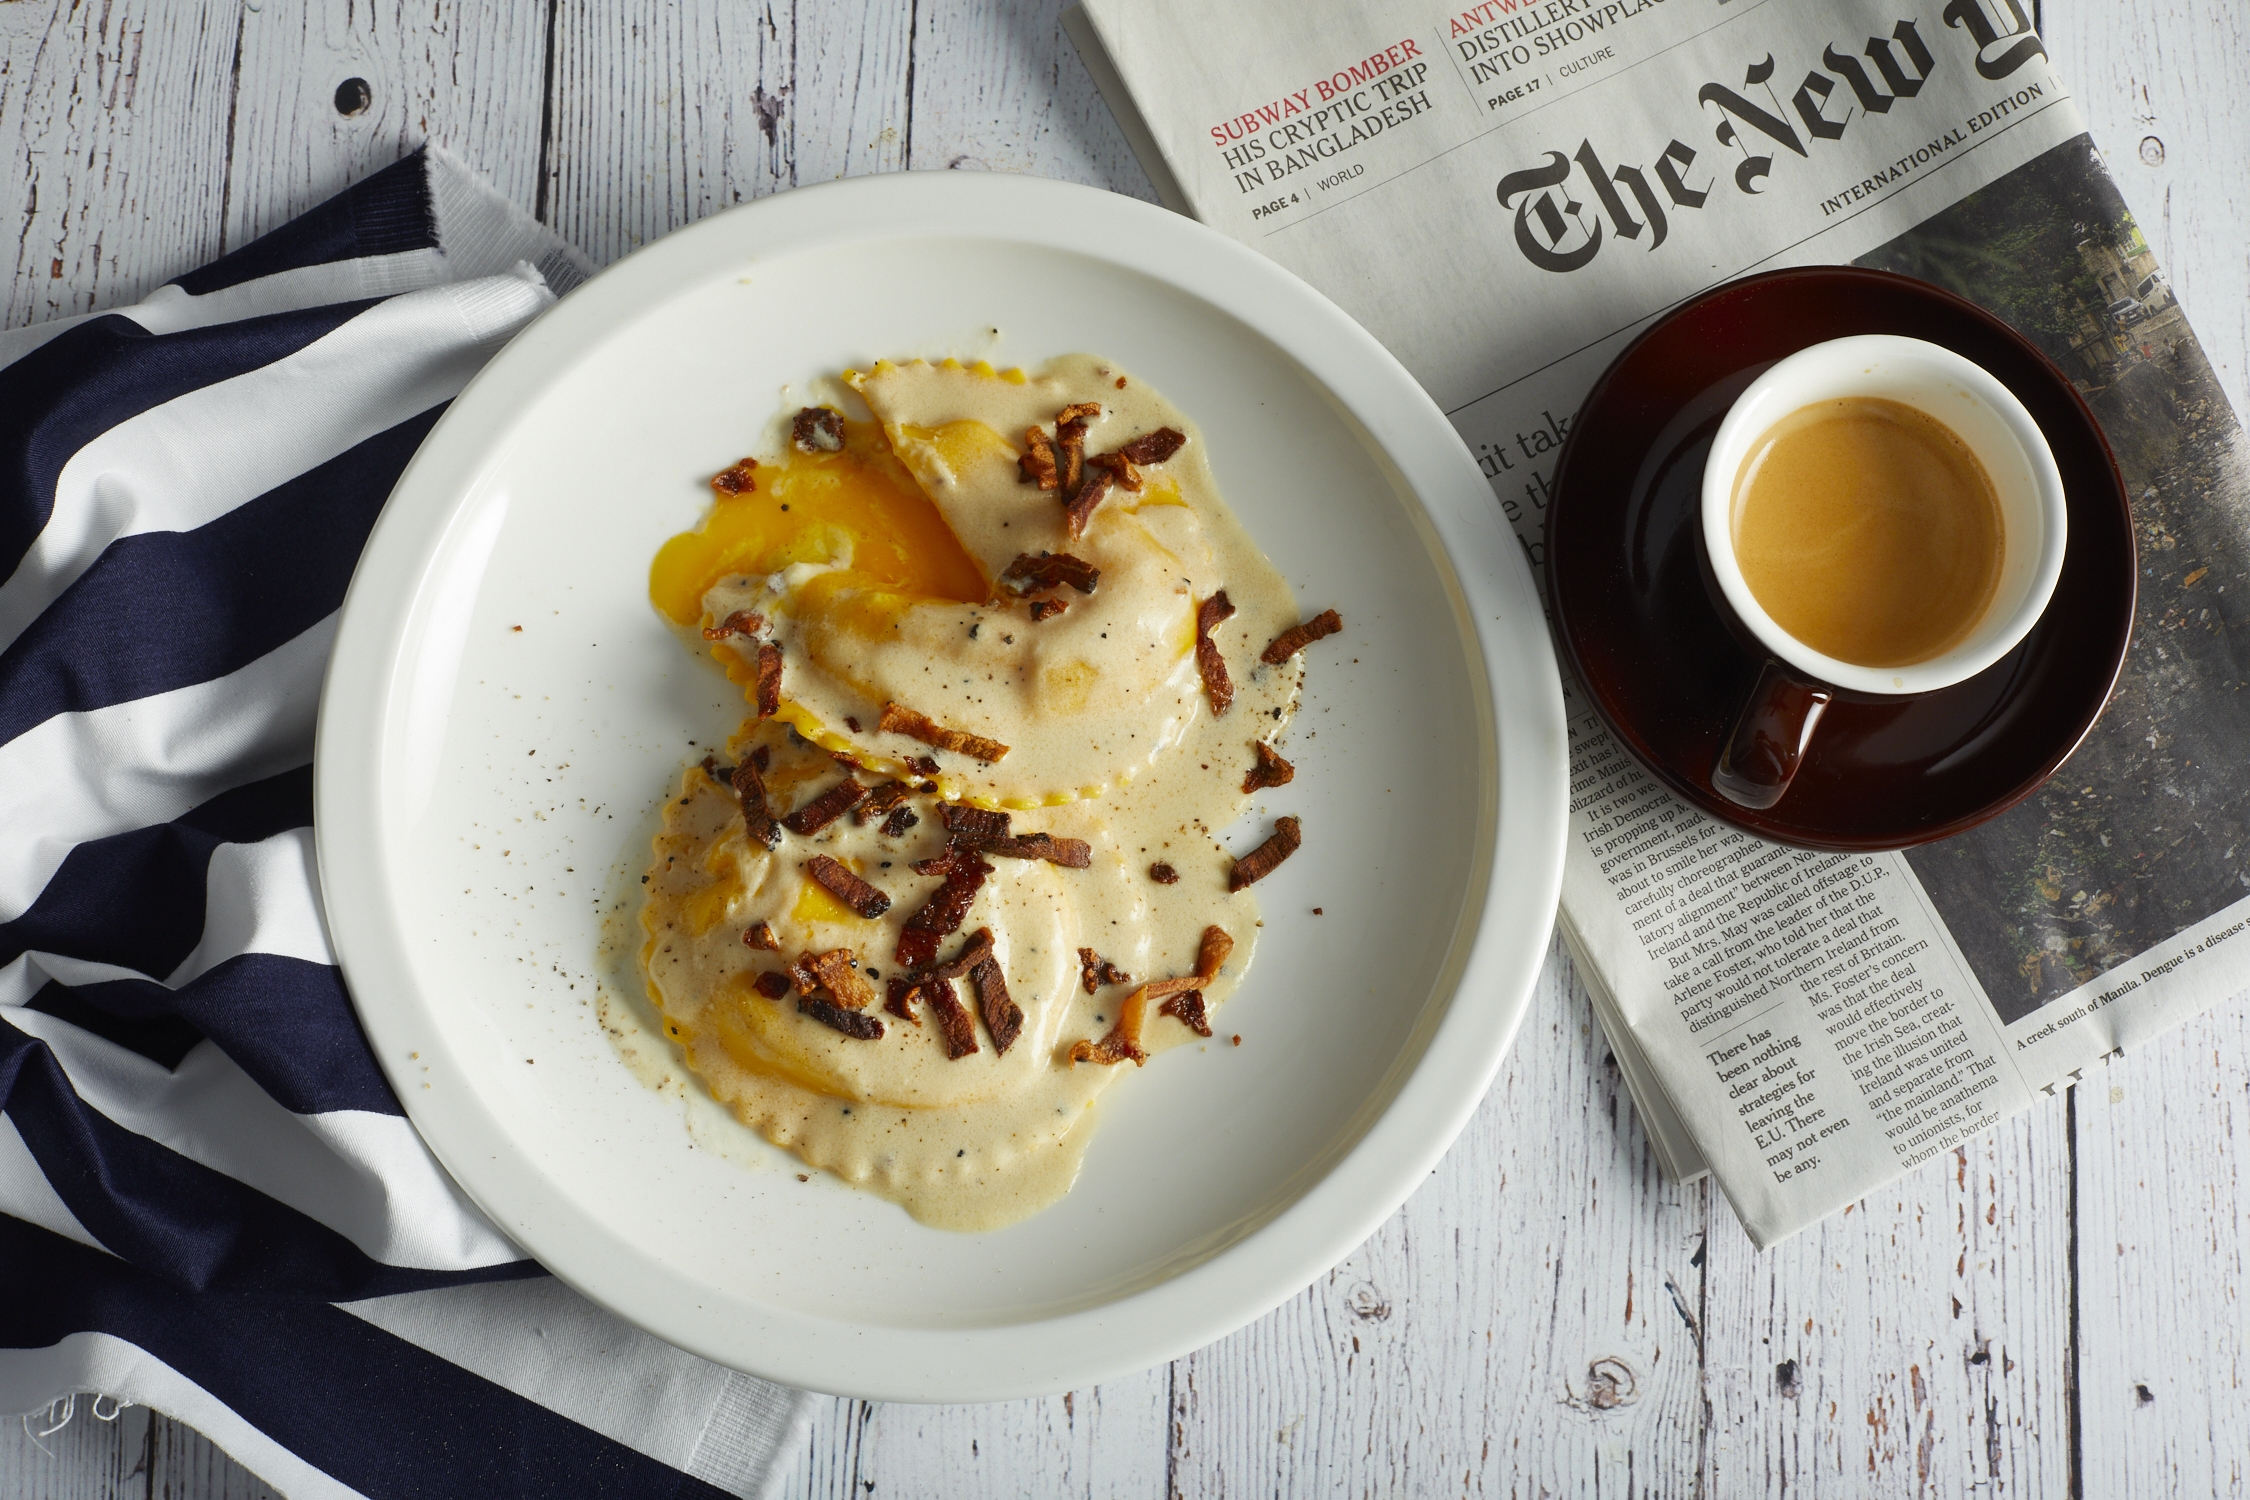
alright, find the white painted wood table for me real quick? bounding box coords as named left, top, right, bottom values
left=5, top=2, right=2246, bottom=1495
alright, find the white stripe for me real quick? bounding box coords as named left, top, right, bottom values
left=338, top=1278, right=808, bottom=1493
left=0, top=619, right=331, bottom=924
left=0, top=1115, right=108, bottom=1255
left=0, top=1334, right=369, bottom=1500
left=0, top=951, right=152, bottom=1009
left=166, top=828, right=334, bottom=984
left=0, top=272, right=549, bottom=653
left=120, top=250, right=454, bottom=334
left=3, top=1014, right=519, bottom=1271
left=0, top=832, right=336, bottom=1003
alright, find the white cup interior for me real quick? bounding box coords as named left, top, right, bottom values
left=1700, top=333, right=2068, bottom=696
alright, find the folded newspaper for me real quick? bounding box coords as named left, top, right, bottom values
left=1069, top=0, right=2250, bottom=1245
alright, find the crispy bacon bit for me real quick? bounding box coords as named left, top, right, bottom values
left=1195, top=924, right=1235, bottom=980
left=1028, top=597, right=1068, bottom=622
left=1055, top=410, right=1091, bottom=499
left=731, top=761, right=781, bottom=849
left=999, top=551, right=1101, bottom=596
left=1116, top=427, right=1186, bottom=466
left=753, top=643, right=783, bottom=719
left=701, top=609, right=764, bottom=641
left=895, top=842, right=994, bottom=970
left=883, top=973, right=974, bottom=1056
left=1149, top=862, right=1179, bottom=884
left=1068, top=985, right=1152, bottom=1066
left=1160, top=989, right=1212, bottom=1037
left=971, top=953, right=1022, bottom=1054
left=940, top=804, right=1012, bottom=842
left=1087, top=450, right=1141, bottom=492
left=784, top=777, right=867, bottom=835
left=1056, top=401, right=1103, bottom=425
left=799, top=948, right=876, bottom=1011
left=711, top=457, right=758, bottom=495
left=1261, top=608, right=1343, bottom=664
left=905, top=754, right=940, bottom=777
left=1195, top=591, right=1237, bottom=717
left=878, top=702, right=1010, bottom=763
left=1019, top=426, right=1058, bottom=490
left=1063, top=464, right=1113, bottom=538
left=804, top=854, right=891, bottom=919
left=981, top=832, right=1092, bottom=868
left=753, top=971, right=790, bottom=1000
left=853, top=781, right=912, bottom=824
left=1228, top=816, right=1301, bottom=891
left=792, top=406, right=844, bottom=453
left=800, top=993, right=884, bottom=1040
left=1069, top=926, right=1229, bottom=1067
left=1243, top=741, right=1295, bottom=793
left=744, top=921, right=780, bottom=950
left=882, top=805, right=919, bottom=838
left=1079, top=948, right=1133, bottom=994
left=923, top=978, right=980, bottom=1059
left=750, top=745, right=771, bottom=771
left=926, top=928, right=995, bottom=980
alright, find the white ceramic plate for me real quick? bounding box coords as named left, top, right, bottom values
left=315, top=172, right=1567, bottom=1401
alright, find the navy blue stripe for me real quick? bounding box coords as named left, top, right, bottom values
left=0, top=405, right=441, bottom=747
left=53, top=954, right=400, bottom=1117
left=0, top=1219, right=725, bottom=1500
left=0, top=1017, right=521, bottom=1298
left=0, top=301, right=376, bottom=583
left=0, top=764, right=312, bottom=980
left=24, top=980, right=205, bottom=1070
left=174, top=152, right=438, bottom=298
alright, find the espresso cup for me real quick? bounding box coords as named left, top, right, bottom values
left=1701, top=334, right=2069, bottom=809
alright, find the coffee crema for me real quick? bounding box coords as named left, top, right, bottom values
left=1730, top=395, right=2004, bottom=669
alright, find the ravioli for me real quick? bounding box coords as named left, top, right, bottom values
left=637, top=354, right=1313, bottom=1231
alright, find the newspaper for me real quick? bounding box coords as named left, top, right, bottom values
left=1070, top=0, right=2250, bottom=1244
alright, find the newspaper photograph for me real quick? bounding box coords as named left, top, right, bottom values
left=1071, top=0, right=2250, bottom=1243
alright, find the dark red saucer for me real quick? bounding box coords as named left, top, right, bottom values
left=1547, top=266, right=2136, bottom=851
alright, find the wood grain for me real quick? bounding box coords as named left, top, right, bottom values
left=787, top=1375, right=1168, bottom=1499
left=542, top=0, right=914, bottom=269
left=222, top=0, right=548, bottom=249
left=0, top=1400, right=280, bottom=1500
left=1700, top=1112, right=2074, bottom=1496
left=0, top=0, right=236, bottom=327
left=2072, top=1005, right=2250, bottom=1498
left=1166, top=943, right=1707, bottom=1496
left=906, top=0, right=1152, bottom=195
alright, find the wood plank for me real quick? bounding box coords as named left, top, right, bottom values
left=906, top=0, right=1152, bottom=196
left=2043, top=0, right=2250, bottom=423
left=147, top=1412, right=284, bottom=1500
left=0, top=0, right=238, bottom=327
left=220, top=0, right=549, bottom=248
left=1699, top=1108, right=2074, bottom=1496
left=542, top=0, right=914, bottom=270
left=786, top=1376, right=1168, bottom=1499
left=0, top=1399, right=149, bottom=1500
left=2072, top=1005, right=2250, bottom=1497
left=1164, top=942, right=1708, bottom=1495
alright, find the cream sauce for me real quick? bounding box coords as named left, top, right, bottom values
left=639, top=355, right=1303, bottom=1231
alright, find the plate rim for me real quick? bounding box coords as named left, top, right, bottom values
left=1548, top=263, right=2136, bottom=853
left=314, top=170, right=1569, bottom=1400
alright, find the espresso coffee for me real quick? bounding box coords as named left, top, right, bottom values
left=1731, top=396, right=2004, bottom=668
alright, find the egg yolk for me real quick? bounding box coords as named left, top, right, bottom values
left=649, top=416, right=989, bottom=627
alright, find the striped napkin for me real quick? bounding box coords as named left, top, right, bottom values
left=0, top=147, right=810, bottom=1499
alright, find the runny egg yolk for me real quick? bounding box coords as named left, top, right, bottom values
left=648, top=416, right=989, bottom=628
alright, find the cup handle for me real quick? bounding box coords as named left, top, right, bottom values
left=1711, top=659, right=1834, bottom=810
